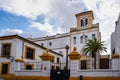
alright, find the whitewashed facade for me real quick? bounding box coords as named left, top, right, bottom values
left=30, top=11, right=101, bottom=62
left=111, top=13, right=120, bottom=56
left=0, top=35, right=63, bottom=77
left=0, top=11, right=120, bottom=80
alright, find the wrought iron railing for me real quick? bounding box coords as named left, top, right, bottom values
left=79, top=59, right=112, bottom=70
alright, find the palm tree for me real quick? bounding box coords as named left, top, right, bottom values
left=83, top=38, right=107, bottom=69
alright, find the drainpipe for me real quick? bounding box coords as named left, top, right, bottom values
left=21, top=40, right=24, bottom=59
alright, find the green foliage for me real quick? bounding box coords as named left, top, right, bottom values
left=83, top=38, right=107, bottom=55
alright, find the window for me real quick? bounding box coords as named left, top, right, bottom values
left=1, top=43, right=11, bottom=57
left=80, top=36, right=83, bottom=43
left=25, top=64, right=34, bottom=70
left=51, top=59, right=54, bottom=63
left=81, top=19, right=84, bottom=27
left=56, top=66, right=60, bottom=70
left=25, top=46, right=35, bottom=59
left=49, top=42, right=52, bottom=46
left=57, top=57, right=60, bottom=63
left=81, top=60, right=87, bottom=69
left=100, top=59, right=109, bottom=69
left=73, top=37, right=76, bottom=44
left=85, top=18, right=88, bottom=26
left=41, top=43, right=44, bottom=46
left=1, top=62, right=10, bottom=74
left=59, top=51, right=62, bottom=54
left=51, top=66, right=55, bottom=70
left=92, top=34, right=95, bottom=39
left=85, top=35, right=88, bottom=43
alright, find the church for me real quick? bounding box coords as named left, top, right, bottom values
left=29, top=10, right=101, bottom=62
left=0, top=10, right=120, bottom=80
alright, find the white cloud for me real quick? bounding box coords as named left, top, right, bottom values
left=0, top=0, right=120, bottom=54
left=1, top=28, right=23, bottom=36
left=0, top=0, right=50, bottom=20
left=0, top=0, right=86, bottom=32
left=30, top=21, right=56, bottom=35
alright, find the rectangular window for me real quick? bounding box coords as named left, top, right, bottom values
left=25, top=46, right=35, bottom=59
left=80, top=36, right=83, bottom=43
left=1, top=43, right=11, bottom=57
left=25, top=64, right=34, bottom=70
left=100, top=59, right=109, bottom=69
left=81, top=60, right=87, bottom=69
left=56, top=66, right=60, bottom=70
left=59, top=51, right=62, bottom=54
left=1, top=63, right=9, bottom=74
left=85, top=36, right=88, bottom=43
left=49, top=42, right=52, bottom=46
left=41, top=43, right=44, bottom=46
left=51, top=66, right=55, bottom=70
left=51, top=59, right=54, bottom=63
left=57, top=57, right=60, bottom=63
left=73, top=37, right=76, bottom=44
left=92, top=34, right=95, bottom=39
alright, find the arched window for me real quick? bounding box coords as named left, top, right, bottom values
left=73, top=37, right=76, bottom=44
left=85, top=18, right=88, bottom=26
left=85, top=35, right=88, bottom=43
left=80, top=36, right=83, bottom=43
left=81, top=19, right=84, bottom=27
left=92, top=34, right=95, bottom=39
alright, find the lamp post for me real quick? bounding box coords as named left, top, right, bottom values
left=65, top=45, right=69, bottom=70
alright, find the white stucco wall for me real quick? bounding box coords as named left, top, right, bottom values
left=0, top=37, right=63, bottom=75
left=111, top=14, right=120, bottom=55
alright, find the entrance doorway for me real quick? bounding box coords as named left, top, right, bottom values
left=50, top=70, right=70, bottom=80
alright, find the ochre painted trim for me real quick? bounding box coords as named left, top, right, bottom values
left=69, top=47, right=81, bottom=60
left=75, top=10, right=94, bottom=19
left=112, top=53, right=119, bottom=59
left=0, top=74, right=15, bottom=79
left=1, top=62, right=10, bottom=74
left=70, top=77, right=120, bottom=80
left=1, top=74, right=50, bottom=80
left=40, top=49, right=54, bottom=61
left=1, top=43, right=12, bottom=57
left=15, top=58, right=24, bottom=62
left=0, top=35, right=63, bottom=57
left=24, top=45, right=36, bottom=60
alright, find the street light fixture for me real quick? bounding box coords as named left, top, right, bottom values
left=65, top=45, right=69, bottom=70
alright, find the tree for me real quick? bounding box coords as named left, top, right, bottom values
left=83, top=38, right=107, bottom=69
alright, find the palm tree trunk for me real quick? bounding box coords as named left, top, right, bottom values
left=94, top=51, right=96, bottom=69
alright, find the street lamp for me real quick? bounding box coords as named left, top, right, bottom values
left=65, top=45, right=69, bottom=70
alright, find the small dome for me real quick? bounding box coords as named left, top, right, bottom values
left=112, top=53, right=119, bottom=59
left=15, top=58, right=24, bottom=62
left=68, top=47, right=82, bottom=60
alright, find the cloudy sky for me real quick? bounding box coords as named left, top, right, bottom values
left=0, top=0, right=120, bottom=54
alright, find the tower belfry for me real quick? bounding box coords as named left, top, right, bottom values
left=75, top=11, right=94, bottom=30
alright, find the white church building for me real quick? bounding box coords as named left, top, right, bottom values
left=30, top=11, right=101, bottom=62
left=0, top=11, right=120, bottom=80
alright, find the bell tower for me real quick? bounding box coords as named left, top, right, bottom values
left=75, top=11, right=94, bottom=30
